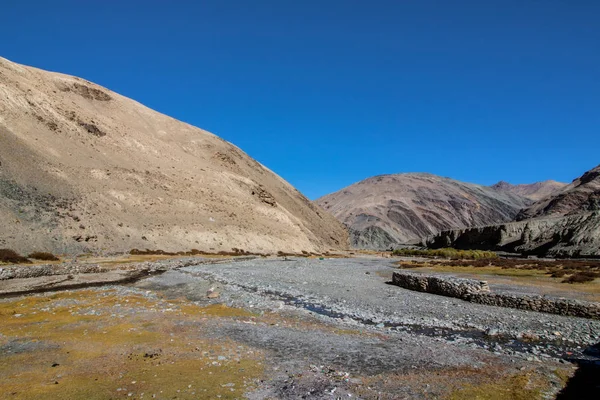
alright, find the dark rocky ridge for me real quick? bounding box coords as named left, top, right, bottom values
left=428, top=165, right=600, bottom=257
left=516, top=164, right=600, bottom=221
left=317, top=173, right=531, bottom=249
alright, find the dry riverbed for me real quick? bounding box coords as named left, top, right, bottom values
left=1, top=257, right=598, bottom=399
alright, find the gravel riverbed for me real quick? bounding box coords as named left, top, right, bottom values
left=2, top=256, right=598, bottom=398
left=171, top=257, right=599, bottom=358
left=130, top=256, right=600, bottom=397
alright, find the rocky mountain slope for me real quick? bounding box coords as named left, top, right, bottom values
left=516, top=165, right=600, bottom=220
left=428, top=165, right=600, bottom=257
left=427, top=211, right=600, bottom=258
left=489, top=180, right=566, bottom=201
left=316, top=173, right=531, bottom=249
left=0, top=57, right=348, bottom=255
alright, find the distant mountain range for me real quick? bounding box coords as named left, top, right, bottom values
left=316, top=173, right=564, bottom=249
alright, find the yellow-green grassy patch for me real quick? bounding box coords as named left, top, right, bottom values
left=446, top=370, right=546, bottom=400
left=0, top=289, right=264, bottom=399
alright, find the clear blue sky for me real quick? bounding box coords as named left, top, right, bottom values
left=2, top=1, right=599, bottom=199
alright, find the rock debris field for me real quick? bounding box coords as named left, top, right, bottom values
left=1, top=256, right=599, bottom=399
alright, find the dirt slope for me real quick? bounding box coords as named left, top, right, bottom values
left=489, top=180, right=566, bottom=201
left=0, top=56, right=347, bottom=255
left=316, top=173, right=530, bottom=249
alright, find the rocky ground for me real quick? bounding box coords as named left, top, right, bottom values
left=1, top=256, right=598, bottom=399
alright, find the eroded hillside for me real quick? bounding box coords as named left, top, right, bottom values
left=0, top=57, right=347, bottom=255
left=316, top=173, right=530, bottom=249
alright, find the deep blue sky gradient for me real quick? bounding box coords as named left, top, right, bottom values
left=2, top=1, right=599, bottom=198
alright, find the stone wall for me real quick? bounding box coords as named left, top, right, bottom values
left=392, top=271, right=490, bottom=298
left=392, top=271, right=600, bottom=320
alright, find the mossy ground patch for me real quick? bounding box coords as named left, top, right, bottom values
left=0, top=289, right=264, bottom=399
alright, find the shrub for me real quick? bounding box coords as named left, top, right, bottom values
left=277, top=251, right=297, bottom=257
left=28, top=252, right=60, bottom=261
left=562, top=271, right=600, bottom=284
left=391, top=248, right=498, bottom=260
left=129, top=249, right=176, bottom=256
left=396, top=262, right=426, bottom=269
left=0, top=249, right=31, bottom=264
left=231, top=248, right=251, bottom=255
left=395, top=254, right=600, bottom=285
left=188, top=249, right=207, bottom=255
left=549, top=269, right=567, bottom=278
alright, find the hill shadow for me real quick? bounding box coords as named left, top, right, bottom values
left=556, top=342, right=600, bottom=399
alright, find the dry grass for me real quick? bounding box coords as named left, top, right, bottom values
left=446, top=370, right=545, bottom=400
left=397, top=258, right=600, bottom=285
left=130, top=248, right=271, bottom=257
left=562, top=271, right=600, bottom=284
left=409, top=264, right=550, bottom=278
left=396, top=260, right=600, bottom=301
left=355, top=364, right=569, bottom=400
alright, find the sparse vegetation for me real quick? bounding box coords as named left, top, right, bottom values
left=188, top=249, right=205, bottom=255
left=128, top=248, right=263, bottom=257
left=130, top=248, right=177, bottom=256
left=230, top=248, right=251, bottom=255
left=277, top=251, right=298, bottom=257
left=392, top=248, right=498, bottom=259
left=28, top=252, right=60, bottom=261
left=396, top=257, right=600, bottom=284
left=0, top=290, right=263, bottom=399
left=0, top=249, right=31, bottom=264
left=447, top=370, right=544, bottom=400
left=562, top=271, right=600, bottom=284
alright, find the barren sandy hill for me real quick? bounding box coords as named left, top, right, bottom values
left=489, top=180, right=566, bottom=201
left=0, top=57, right=347, bottom=255
left=316, top=173, right=530, bottom=249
